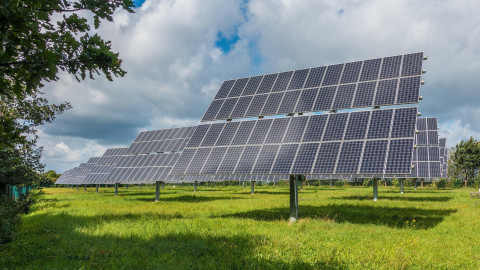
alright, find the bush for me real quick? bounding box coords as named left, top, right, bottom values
left=436, top=179, right=447, bottom=189
left=0, top=195, right=22, bottom=244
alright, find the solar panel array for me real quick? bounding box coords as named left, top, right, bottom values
left=202, top=53, right=423, bottom=122
left=126, top=126, right=195, bottom=154
left=84, top=148, right=130, bottom=184
left=55, top=157, right=100, bottom=185
left=410, top=118, right=441, bottom=178
left=172, top=107, right=418, bottom=176
left=439, top=138, right=448, bottom=178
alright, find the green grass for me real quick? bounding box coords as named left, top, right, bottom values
left=1, top=184, right=480, bottom=269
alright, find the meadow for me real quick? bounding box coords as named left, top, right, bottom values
left=1, top=184, right=479, bottom=269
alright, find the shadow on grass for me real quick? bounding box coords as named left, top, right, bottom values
left=333, top=195, right=453, bottom=202
left=131, top=195, right=243, bottom=203
left=3, top=212, right=342, bottom=269
left=216, top=204, right=457, bottom=229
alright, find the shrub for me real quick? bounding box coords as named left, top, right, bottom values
left=0, top=195, right=21, bottom=244
left=436, top=179, right=447, bottom=189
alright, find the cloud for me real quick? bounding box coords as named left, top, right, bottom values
left=39, top=0, right=480, bottom=172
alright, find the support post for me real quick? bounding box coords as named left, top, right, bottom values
left=251, top=181, right=255, bottom=194
left=421, top=178, right=424, bottom=188
left=194, top=181, right=197, bottom=192
left=289, top=175, right=300, bottom=222
left=76, top=185, right=79, bottom=191
left=140, top=184, right=143, bottom=190
left=414, top=179, right=417, bottom=190
left=71, top=185, right=74, bottom=189
left=161, top=182, right=165, bottom=189
left=155, top=181, right=160, bottom=202
left=125, top=184, right=128, bottom=190
left=330, top=179, right=333, bottom=189
left=400, top=179, right=404, bottom=194
left=115, top=183, right=119, bottom=196
left=84, top=184, right=87, bottom=192
left=300, top=181, right=303, bottom=190
left=373, top=178, right=378, bottom=202
left=95, top=184, right=99, bottom=193
left=243, top=181, right=246, bottom=189
left=105, top=184, right=107, bottom=188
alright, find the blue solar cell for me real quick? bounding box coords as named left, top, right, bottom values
left=261, top=92, right=284, bottom=116
left=295, top=88, right=318, bottom=112
left=264, top=118, right=290, bottom=144
left=202, top=99, right=224, bottom=121
left=374, top=79, right=398, bottom=106
left=417, top=147, right=428, bottom=161
left=201, top=123, right=225, bottom=147
left=396, top=77, right=420, bottom=104
left=402, top=52, right=423, bottom=76
left=228, top=78, right=249, bottom=97
left=186, top=148, right=212, bottom=174
left=380, top=55, right=402, bottom=79
left=288, top=69, right=309, bottom=90
left=416, top=131, right=428, bottom=145
left=230, top=96, right=253, bottom=119
left=344, top=111, right=370, bottom=140
left=202, top=147, right=227, bottom=174
left=304, top=66, right=326, bottom=88
left=215, top=122, right=240, bottom=146
left=360, top=140, right=388, bottom=174
left=312, top=86, right=336, bottom=111
left=352, top=81, right=375, bottom=108
left=335, top=141, right=363, bottom=174
left=245, top=94, right=268, bottom=117
left=341, top=61, right=362, bottom=84
left=429, top=162, right=441, bottom=178
left=242, top=76, right=263, bottom=95
left=252, top=145, right=279, bottom=174
left=283, top=116, right=308, bottom=143
left=360, top=58, right=381, bottom=81
left=217, top=146, right=244, bottom=174
left=256, top=74, right=278, bottom=94
left=427, top=131, right=438, bottom=145
left=171, top=148, right=196, bottom=174
left=333, top=84, right=356, bottom=109
left=216, top=97, right=238, bottom=119
left=271, top=144, right=299, bottom=174
left=230, top=121, right=255, bottom=145
left=312, top=142, right=341, bottom=174
left=427, top=118, right=437, bottom=131
left=303, top=114, right=328, bottom=142
left=186, top=124, right=210, bottom=148
left=277, top=90, right=301, bottom=114
left=367, top=110, right=393, bottom=139
left=271, top=71, right=293, bottom=92
left=417, top=118, right=427, bottom=131
left=385, top=139, right=414, bottom=174
left=416, top=162, right=429, bottom=178
left=248, top=119, right=273, bottom=145
left=322, top=64, right=344, bottom=86
left=291, top=143, right=319, bottom=174
left=428, top=146, right=440, bottom=161
left=323, top=113, right=348, bottom=141
left=390, top=107, right=417, bottom=138
left=215, top=80, right=235, bottom=99
left=234, top=146, right=261, bottom=174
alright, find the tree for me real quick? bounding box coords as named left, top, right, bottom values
left=0, top=0, right=134, bottom=192
left=452, top=137, right=480, bottom=187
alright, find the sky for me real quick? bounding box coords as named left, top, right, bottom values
left=39, top=0, right=480, bottom=173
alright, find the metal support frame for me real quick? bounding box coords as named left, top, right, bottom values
left=161, top=182, right=165, bottom=189
left=115, top=183, right=119, bottom=196
left=125, top=184, right=128, bottom=190
left=421, top=178, right=424, bottom=188
left=289, top=175, right=301, bottom=222
left=95, top=184, right=99, bottom=193
left=194, top=181, right=197, bottom=192
left=251, top=181, right=255, bottom=194
left=330, top=179, right=333, bottom=189
left=76, top=185, right=79, bottom=190
left=140, top=184, right=143, bottom=190
left=243, top=181, right=246, bottom=189
left=400, top=179, right=404, bottom=194
left=84, top=184, right=87, bottom=192
left=155, top=181, right=160, bottom=202
left=373, top=178, right=378, bottom=202
left=414, top=179, right=417, bottom=190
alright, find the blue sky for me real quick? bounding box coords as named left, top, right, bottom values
left=38, top=0, right=480, bottom=172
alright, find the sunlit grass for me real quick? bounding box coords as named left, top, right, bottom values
left=1, top=184, right=479, bottom=269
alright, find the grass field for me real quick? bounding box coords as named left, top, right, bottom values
left=1, top=184, right=479, bottom=269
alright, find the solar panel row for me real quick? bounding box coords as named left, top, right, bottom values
left=173, top=107, right=417, bottom=176
left=410, top=118, right=441, bottom=178
left=202, top=53, right=423, bottom=122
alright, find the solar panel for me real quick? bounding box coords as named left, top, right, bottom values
left=439, top=138, right=448, bottom=178
left=202, top=52, right=423, bottom=122
left=127, top=126, right=196, bottom=155
left=408, top=118, right=441, bottom=178
left=173, top=107, right=417, bottom=176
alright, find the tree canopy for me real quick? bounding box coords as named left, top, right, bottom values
left=0, top=0, right=134, bottom=192
left=451, top=137, right=480, bottom=187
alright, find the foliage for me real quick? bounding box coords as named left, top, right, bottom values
left=0, top=186, right=478, bottom=269
left=451, top=137, right=480, bottom=187
left=0, top=195, right=21, bottom=244
left=436, top=179, right=447, bottom=189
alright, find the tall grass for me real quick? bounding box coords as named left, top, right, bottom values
left=1, top=185, right=479, bottom=269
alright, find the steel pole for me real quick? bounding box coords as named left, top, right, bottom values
left=289, top=175, right=299, bottom=222
left=373, top=179, right=378, bottom=201
left=155, top=181, right=160, bottom=202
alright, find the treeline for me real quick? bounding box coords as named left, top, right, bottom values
left=449, top=137, right=480, bottom=188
